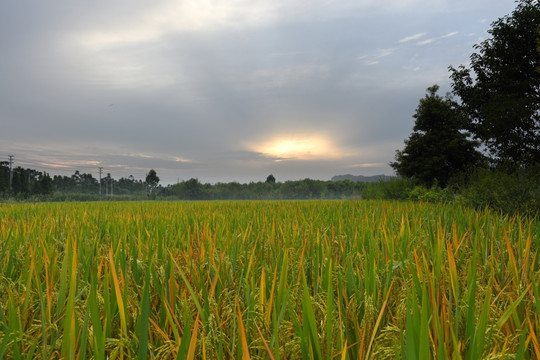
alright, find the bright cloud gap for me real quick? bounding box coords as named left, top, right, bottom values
left=249, top=135, right=348, bottom=161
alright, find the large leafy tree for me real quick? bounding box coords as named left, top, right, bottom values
left=391, top=85, right=481, bottom=187
left=450, top=0, right=540, bottom=167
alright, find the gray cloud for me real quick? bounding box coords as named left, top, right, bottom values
left=0, top=0, right=519, bottom=184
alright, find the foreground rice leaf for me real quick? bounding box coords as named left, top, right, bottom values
left=137, top=260, right=152, bottom=360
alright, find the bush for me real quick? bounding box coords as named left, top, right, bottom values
left=408, top=183, right=454, bottom=202
left=458, top=167, right=540, bottom=216
left=362, top=178, right=415, bottom=200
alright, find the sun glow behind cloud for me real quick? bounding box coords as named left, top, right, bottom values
left=249, top=135, right=347, bottom=161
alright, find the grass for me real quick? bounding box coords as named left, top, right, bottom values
left=0, top=200, right=538, bottom=359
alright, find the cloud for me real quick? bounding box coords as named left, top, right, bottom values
left=416, top=38, right=435, bottom=46
left=399, top=31, right=459, bottom=48
left=1, top=0, right=520, bottom=184
left=125, top=152, right=194, bottom=163
left=375, top=48, right=397, bottom=58
left=412, top=31, right=458, bottom=46
left=347, top=163, right=387, bottom=168
left=246, top=133, right=357, bottom=161
left=399, top=32, right=427, bottom=43
left=74, top=0, right=402, bottom=51
left=441, top=31, right=459, bottom=38
left=249, top=65, right=330, bottom=89
left=359, top=48, right=396, bottom=65
left=75, top=2, right=279, bottom=50
left=38, top=160, right=101, bottom=169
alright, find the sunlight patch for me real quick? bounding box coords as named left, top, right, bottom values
left=249, top=135, right=344, bottom=161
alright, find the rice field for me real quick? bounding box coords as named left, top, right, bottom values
left=0, top=200, right=539, bottom=359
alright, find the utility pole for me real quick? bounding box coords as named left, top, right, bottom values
left=8, top=155, right=13, bottom=191
left=98, top=167, right=103, bottom=197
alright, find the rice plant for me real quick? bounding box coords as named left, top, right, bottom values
left=0, top=200, right=538, bottom=359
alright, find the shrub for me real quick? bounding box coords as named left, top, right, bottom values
left=459, top=167, right=540, bottom=216
left=408, top=183, right=454, bottom=202
left=362, top=178, right=415, bottom=200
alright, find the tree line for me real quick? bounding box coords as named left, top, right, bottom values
left=0, top=164, right=148, bottom=198
left=0, top=163, right=53, bottom=197
left=390, top=0, right=540, bottom=215
left=161, top=176, right=367, bottom=200
left=0, top=162, right=371, bottom=201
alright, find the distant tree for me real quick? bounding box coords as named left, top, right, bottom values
left=145, top=169, right=160, bottom=196
left=327, top=180, right=355, bottom=199
left=265, top=174, right=276, bottom=183
left=12, top=167, right=30, bottom=195
left=279, top=179, right=324, bottom=199
left=171, top=178, right=206, bottom=199
left=117, top=176, right=137, bottom=195
left=80, top=172, right=98, bottom=192
left=105, top=173, right=112, bottom=196
left=39, top=172, right=53, bottom=195
left=0, top=161, right=9, bottom=194
left=184, top=178, right=204, bottom=200
left=391, top=85, right=482, bottom=187
left=72, top=170, right=82, bottom=189
left=30, top=172, right=52, bottom=195
left=449, top=0, right=540, bottom=167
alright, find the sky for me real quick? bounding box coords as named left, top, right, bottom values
left=1, top=0, right=519, bottom=184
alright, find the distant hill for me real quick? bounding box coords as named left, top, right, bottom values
left=331, top=174, right=396, bottom=182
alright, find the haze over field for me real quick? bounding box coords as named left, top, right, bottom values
left=1, top=0, right=517, bottom=184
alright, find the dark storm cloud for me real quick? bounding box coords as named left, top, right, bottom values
left=0, top=0, right=518, bottom=184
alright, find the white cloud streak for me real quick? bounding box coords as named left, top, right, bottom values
left=417, top=39, right=435, bottom=45
left=399, top=32, right=427, bottom=43
left=441, top=31, right=459, bottom=38
left=359, top=48, right=396, bottom=65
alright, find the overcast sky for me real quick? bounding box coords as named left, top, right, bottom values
left=1, top=0, right=518, bottom=184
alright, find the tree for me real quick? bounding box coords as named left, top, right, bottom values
left=391, top=85, right=481, bottom=187
left=39, top=172, right=53, bottom=195
left=265, top=174, right=276, bottom=183
left=0, top=161, right=9, bottom=195
left=183, top=178, right=205, bottom=200
left=12, top=167, right=29, bottom=195
left=449, top=0, right=540, bottom=167
left=145, top=169, right=160, bottom=196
